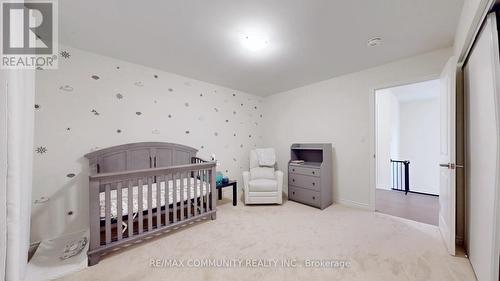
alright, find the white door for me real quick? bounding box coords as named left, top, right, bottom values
left=438, top=56, right=457, bottom=256
left=464, top=13, right=500, bottom=281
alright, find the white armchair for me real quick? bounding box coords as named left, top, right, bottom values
left=243, top=149, right=283, bottom=205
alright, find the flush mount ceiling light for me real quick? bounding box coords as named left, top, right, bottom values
left=367, top=37, right=382, bottom=47
left=240, top=33, right=269, bottom=52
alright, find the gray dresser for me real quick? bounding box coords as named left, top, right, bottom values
left=288, top=143, right=333, bottom=209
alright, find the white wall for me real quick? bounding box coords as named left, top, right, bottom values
left=375, top=90, right=400, bottom=190
left=454, top=0, right=491, bottom=58
left=32, top=45, right=264, bottom=242
left=399, top=99, right=440, bottom=195
left=262, top=48, right=451, bottom=208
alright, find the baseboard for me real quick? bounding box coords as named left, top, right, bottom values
left=335, top=198, right=371, bottom=210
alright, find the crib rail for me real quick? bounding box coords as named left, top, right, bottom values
left=87, top=161, right=216, bottom=266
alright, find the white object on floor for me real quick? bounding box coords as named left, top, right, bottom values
left=255, top=148, right=276, bottom=166
left=26, top=230, right=88, bottom=281
left=243, top=149, right=283, bottom=204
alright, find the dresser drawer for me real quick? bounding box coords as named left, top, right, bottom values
left=289, top=174, right=320, bottom=191
left=289, top=186, right=321, bottom=208
left=289, top=166, right=320, bottom=177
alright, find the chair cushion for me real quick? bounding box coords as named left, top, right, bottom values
left=250, top=167, right=275, bottom=180
left=248, top=179, right=278, bottom=192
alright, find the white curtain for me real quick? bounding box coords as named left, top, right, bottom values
left=0, top=68, right=35, bottom=281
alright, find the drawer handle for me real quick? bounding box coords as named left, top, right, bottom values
left=312, top=171, right=315, bottom=175
left=292, top=169, right=295, bottom=172
left=292, top=191, right=295, bottom=195
left=292, top=179, right=295, bottom=182
left=312, top=196, right=316, bottom=200
left=312, top=182, right=315, bottom=186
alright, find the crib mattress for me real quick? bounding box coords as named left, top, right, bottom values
left=99, top=178, right=208, bottom=219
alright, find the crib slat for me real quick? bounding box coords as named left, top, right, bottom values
left=180, top=172, right=185, bottom=221
left=194, top=170, right=199, bottom=215
left=204, top=170, right=209, bottom=213
left=165, top=175, right=170, bottom=225
left=156, top=176, right=162, bottom=227
left=116, top=182, right=123, bottom=240
left=187, top=171, right=191, bottom=218
left=138, top=178, right=143, bottom=234
left=105, top=184, right=111, bottom=244
left=173, top=173, right=178, bottom=223
left=127, top=180, right=134, bottom=238
left=148, top=177, right=153, bottom=231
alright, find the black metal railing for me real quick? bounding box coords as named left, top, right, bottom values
left=391, top=159, right=410, bottom=195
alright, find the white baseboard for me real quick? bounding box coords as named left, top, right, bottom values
left=335, top=198, right=371, bottom=210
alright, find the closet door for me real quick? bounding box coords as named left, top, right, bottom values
left=464, top=13, right=500, bottom=281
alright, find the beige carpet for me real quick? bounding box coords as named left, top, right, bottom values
left=58, top=199, right=476, bottom=281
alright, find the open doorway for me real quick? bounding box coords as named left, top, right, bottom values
left=374, top=79, right=440, bottom=225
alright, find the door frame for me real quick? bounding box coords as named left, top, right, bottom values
left=368, top=74, right=440, bottom=212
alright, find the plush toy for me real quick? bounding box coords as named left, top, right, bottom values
left=216, top=171, right=224, bottom=185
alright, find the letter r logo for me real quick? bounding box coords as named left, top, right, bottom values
left=2, top=2, right=53, bottom=55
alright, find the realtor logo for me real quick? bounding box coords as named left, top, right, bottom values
left=1, top=1, right=58, bottom=69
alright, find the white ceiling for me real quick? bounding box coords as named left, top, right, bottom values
left=58, top=0, right=464, bottom=96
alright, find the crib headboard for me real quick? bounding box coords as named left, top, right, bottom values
left=84, top=142, right=198, bottom=175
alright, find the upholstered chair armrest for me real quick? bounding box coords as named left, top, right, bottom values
left=242, top=171, right=250, bottom=191
left=275, top=170, right=283, bottom=204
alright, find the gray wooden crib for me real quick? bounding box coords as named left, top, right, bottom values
left=84, top=142, right=216, bottom=266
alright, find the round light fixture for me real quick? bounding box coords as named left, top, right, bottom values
left=240, top=33, right=269, bottom=52
left=367, top=37, right=382, bottom=47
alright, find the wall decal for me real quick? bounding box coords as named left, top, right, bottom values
left=34, top=104, right=41, bottom=110
left=60, top=50, right=71, bottom=59
left=134, top=81, right=144, bottom=87
left=59, top=85, right=74, bottom=92
left=91, top=75, right=100, bottom=80
left=154, top=74, right=158, bottom=78
left=116, top=129, right=122, bottom=133
left=184, top=102, right=189, bottom=107
left=91, top=109, right=100, bottom=116
left=152, top=129, right=160, bottom=134
left=116, top=66, right=120, bottom=69
left=240, top=144, right=244, bottom=148
left=201, top=145, right=204, bottom=149
left=233, top=133, right=236, bottom=136
left=66, top=127, right=71, bottom=131
left=200, top=93, right=203, bottom=97
left=168, top=114, right=172, bottom=118
left=225, top=119, right=229, bottom=123
left=240, top=103, right=243, bottom=106
left=185, top=130, right=190, bottom=134
left=214, top=132, right=218, bottom=136
left=232, top=93, right=236, bottom=97
left=36, top=146, right=48, bottom=154
left=66, top=173, right=76, bottom=178
left=260, top=114, right=263, bottom=118
left=36, top=67, right=43, bottom=70
left=214, top=108, right=219, bottom=112
left=135, top=112, right=142, bottom=115
left=198, top=116, right=205, bottom=121
left=59, top=85, right=73, bottom=92
left=254, top=106, right=258, bottom=110
left=168, top=88, right=173, bottom=92
left=233, top=110, right=237, bottom=115
left=249, top=135, right=252, bottom=138
left=116, top=93, right=123, bottom=100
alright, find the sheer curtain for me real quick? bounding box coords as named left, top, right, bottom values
left=1, top=69, right=35, bottom=281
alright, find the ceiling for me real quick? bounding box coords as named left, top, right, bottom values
left=58, top=0, right=464, bottom=96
